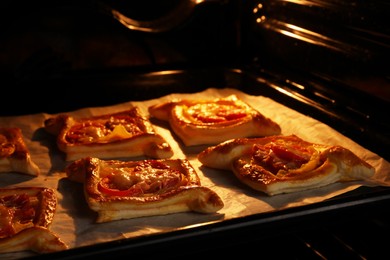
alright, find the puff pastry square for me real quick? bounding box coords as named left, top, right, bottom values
left=0, top=127, right=40, bottom=176
left=65, top=157, right=224, bottom=222
left=148, top=94, right=281, bottom=146
left=0, top=187, right=68, bottom=254
left=198, top=134, right=375, bottom=195
left=44, top=107, right=174, bottom=161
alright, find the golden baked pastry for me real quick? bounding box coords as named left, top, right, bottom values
left=0, top=187, right=68, bottom=254
left=198, top=134, right=375, bottom=195
left=65, top=157, right=224, bottom=222
left=0, top=127, right=40, bottom=176
left=44, top=107, right=174, bottom=161
left=148, top=94, right=281, bottom=146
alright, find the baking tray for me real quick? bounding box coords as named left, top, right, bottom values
left=5, top=66, right=388, bottom=159
left=3, top=67, right=390, bottom=259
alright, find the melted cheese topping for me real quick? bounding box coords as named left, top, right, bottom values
left=251, top=140, right=320, bottom=176
left=99, top=162, right=188, bottom=196
left=179, top=101, right=251, bottom=126
left=65, top=117, right=143, bottom=144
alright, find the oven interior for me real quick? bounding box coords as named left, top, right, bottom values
left=1, top=0, right=390, bottom=258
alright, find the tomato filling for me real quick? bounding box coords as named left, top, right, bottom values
left=187, top=103, right=248, bottom=124
left=65, top=116, right=142, bottom=144
left=98, top=161, right=187, bottom=197
left=252, top=142, right=312, bottom=174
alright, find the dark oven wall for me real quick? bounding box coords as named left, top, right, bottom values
left=0, top=0, right=241, bottom=72
left=0, top=0, right=241, bottom=115
left=2, top=0, right=388, bottom=104
left=240, top=0, right=390, bottom=103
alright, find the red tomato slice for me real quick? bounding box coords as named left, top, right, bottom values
left=98, top=178, right=143, bottom=196
left=270, top=144, right=308, bottom=162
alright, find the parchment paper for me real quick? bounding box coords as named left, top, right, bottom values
left=1, top=88, right=390, bottom=259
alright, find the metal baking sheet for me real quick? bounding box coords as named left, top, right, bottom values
left=1, top=68, right=390, bottom=259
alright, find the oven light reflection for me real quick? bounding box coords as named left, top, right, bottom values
left=281, top=24, right=327, bottom=45
left=256, top=16, right=266, bottom=23
left=271, top=84, right=313, bottom=106
left=286, top=80, right=305, bottom=90
left=280, top=0, right=328, bottom=8
left=253, top=3, right=263, bottom=13
left=313, top=91, right=336, bottom=104
left=263, top=20, right=346, bottom=52
left=180, top=221, right=219, bottom=230
left=252, top=1, right=348, bottom=53
left=253, top=2, right=265, bottom=23
left=147, top=70, right=183, bottom=76
left=273, top=85, right=297, bottom=99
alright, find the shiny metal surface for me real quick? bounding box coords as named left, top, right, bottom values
left=241, top=0, right=390, bottom=102
left=1, top=1, right=389, bottom=258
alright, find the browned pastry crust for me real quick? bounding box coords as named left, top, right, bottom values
left=0, top=226, right=68, bottom=254
left=65, top=157, right=224, bottom=222
left=148, top=94, right=281, bottom=146
left=197, top=134, right=375, bottom=195
left=0, top=127, right=40, bottom=176
left=44, top=107, right=174, bottom=161
left=0, top=187, right=68, bottom=253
